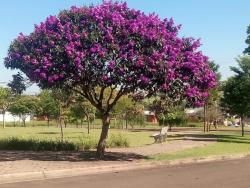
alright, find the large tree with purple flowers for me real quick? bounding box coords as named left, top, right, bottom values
left=4, top=1, right=216, bottom=158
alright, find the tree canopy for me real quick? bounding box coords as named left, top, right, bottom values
left=221, top=56, right=250, bottom=136
left=9, top=95, right=38, bottom=126
left=37, top=90, right=59, bottom=126
left=5, top=2, right=216, bottom=110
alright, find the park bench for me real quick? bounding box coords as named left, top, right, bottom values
left=150, top=126, right=169, bottom=143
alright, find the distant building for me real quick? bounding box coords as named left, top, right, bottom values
left=144, top=110, right=157, bottom=123
left=0, top=112, right=31, bottom=123
left=185, top=108, right=203, bottom=122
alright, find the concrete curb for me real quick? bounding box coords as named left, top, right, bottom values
left=1, top=153, right=249, bottom=185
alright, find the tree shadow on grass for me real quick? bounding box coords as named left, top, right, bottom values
left=181, top=133, right=250, bottom=144
left=37, top=132, right=59, bottom=135
left=0, top=150, right=149, bottom=162
left=215, top=134, right=250, bottom=144
left=130, top=127, right=201, bottom=133
left=130, top=128, right=160, bottom=132
left=212, top=129, right=250, bottom=134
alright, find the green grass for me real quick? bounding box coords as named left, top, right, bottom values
left=0, top=126, right=154, bottom=148
left=150, top=132, right=250, bottom=161
left=151, top=142, right=250, bottom=160
left=2, top=119, right=249, bottom=154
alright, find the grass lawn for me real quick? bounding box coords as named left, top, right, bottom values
left=1, top=119, right=249, bottom=153
left=0, top=126, right=155, bottom=147
left=150, top=131, right=250, bottom=161
left=0, top=119, right=205, bottom=149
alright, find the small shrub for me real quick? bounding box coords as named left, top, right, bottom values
left=78, top=136, right=98, bottom=150
left=83, top=138, right=98, bottom=150
left=0, top=137, right=77, bottom=151
left=107, top=133, right=130, bottom=148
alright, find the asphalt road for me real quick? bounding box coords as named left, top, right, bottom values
left=2, top=158, right=250, bottom=188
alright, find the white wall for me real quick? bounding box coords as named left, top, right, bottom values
left=0, top=112, right=31, bottom=122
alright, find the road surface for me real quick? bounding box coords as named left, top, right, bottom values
left=1, top=158, right=250, bottom=188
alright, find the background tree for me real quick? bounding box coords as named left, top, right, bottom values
left=125, top=103, right=145, bottom=129
left=70, top=95, right=96, bottom=134
left=68, top=103, right=85, bottom=128
left=221, top=56, right=250, bottom=136
left=113, top=96, right=146, bottom=129
left=203, top=61, right=221, bottom=132
left=244, top=25, right=250, bottom=55
left=0, top=87, right=12, bottom=128
left=162, top=108, right=187, bottom=129
left=148, top=96, right=186, bottom=130
left=112, top=95, right=133, bottom=129
left=9, top=95, right=38, bottom=126
left=5, top=2, right=216, bottom=158
left=37, top=90, right=59, bottom=127
left=51, top=88, right=72, bottom=141
left=7, top=72, right=27, bottom=95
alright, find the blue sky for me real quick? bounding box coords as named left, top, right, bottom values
left=1, top=0, right=250, bottom=93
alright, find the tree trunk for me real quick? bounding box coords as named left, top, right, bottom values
left=87, top=114, right=90, bottom=134
left=64, top=120, right=67, bottom=128
left=23, top=119, right=26, bottom=127
left=2, top=112, right=5, bottom=128
left=96, top=113, right=110, bottom=159
left=131, top=123, right=134, bottom=130
left=213, top=120, right=217, bottom=130
left=80, top=120, right=83, bottom=128
left=241, top=116, right=244, bottom=137
left=59, top=106, right=64, bottom=142
left=59, top=117, right=64, bottom=142
left=47, top=117, right=50, bottom=127
left=203, top=105, right=206, bottom=132
left=169, top=124, right=172, bottom=131
left=19, top=115, right=21, bottom=126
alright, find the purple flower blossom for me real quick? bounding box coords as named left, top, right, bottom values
left=17, top=32, right=26, bottom=42
left=48, top=76, right=54, bottom=83
left=136, top=59, right=144, bottom=67
left=23, top=55, right=30, bottom=62
left=140, top=75, right=149, bottom=84
left=108, top=61, right=116, bottom=70
left=39, top=72, right=46, bottom=79
left=31, top=59, right=39, bottom=65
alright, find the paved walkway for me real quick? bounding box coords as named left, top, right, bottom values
left=107, top=140, right=211, bottom=156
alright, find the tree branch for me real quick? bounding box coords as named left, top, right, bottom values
left=106, top=86, right=116, bottom=107
left=72, top=87, right=99, bottom=109
left=98, top=86, right=106, bottom=108
left=107, top=86, right=126, bottom=112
